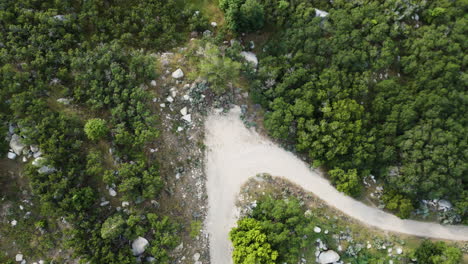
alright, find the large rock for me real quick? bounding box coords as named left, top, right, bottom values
left=132, top=237, right=149, bottom=256
left=315, top=9, right=329, bottom=17
left=10, top=134, right=26, bottom=155
left=438, top=199, right=452, bottom=211
left=7, top=152, right=17, bottom=160
left=240, top=52, right=258, bottom=67
left=318, top=250, right=340, bottom=264
left=37, top=165, right=56, bottom=174
left=32, top=157, right=46, bottom=167
left=15, top=254, right=23, bottom=261
left=172, top=68, right=184, bottom=79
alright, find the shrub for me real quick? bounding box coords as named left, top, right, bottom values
left=84, top=118, right=108, bottom=141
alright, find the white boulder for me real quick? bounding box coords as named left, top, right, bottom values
left=132, top=236, right=149, bottom=256
left=15, top=254, right=23, bottom=261
left=32, top=157, right=46, bottom=167
left=318, top=250, right=340, bottom=264
left=438, top=199, right=452, bottom=211
left=7, top=152, right=17, bottom=160
left=57, top=98, right=72, bottom=105
left=315, top=9, right=329, bottom=18
left=172, top=68, right=184, bottom=79
left=109, top=188, right=117, bottom=197
left=240, top=51, right=258, bottom=67
left=180, top=107, right=188, bottom=116
left=150, top=80, right=157, bottom=87
left=37, top=165, right=56, bottom=174
left=396, top=247, right=403, bottom=254
left=182, top=114, right=192, bottom=123
left=314, top=226, right=321, bottom=233
left=166, top=96, right=174, bottom=103
left=10, top=134, right=26, bottom=155
left=211, top=22, right=217, bottom=27
left=11, top=220, right=17, bottom=226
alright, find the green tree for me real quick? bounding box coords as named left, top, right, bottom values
left=84, top=118, right=108, bottom=141
left=230, top=218, right=278, bottom=264
left=329, top=168, right=361, bottom=196
left=239, top=0, right=265, bottom=31
left=199, top=43, right=241, bottom=95
left=382, top=191, right=414, bottom=219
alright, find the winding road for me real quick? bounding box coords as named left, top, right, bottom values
left=204, top=106, right=468, bottom=264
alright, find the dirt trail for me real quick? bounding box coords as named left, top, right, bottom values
left=204, top=106, right=468, bottom=264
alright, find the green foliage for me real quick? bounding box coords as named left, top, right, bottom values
left=239, top=0, right=265, bottom=31
left=0, top=0, right=203, bottom=261
left=84, top=118, right=109, bottom=141
left=199, top=43, right=242, bottom=94
left=230, top=218, right=278, bottom=264
left=230, top=0, right=467, bottom=219
left=101, top=215, right=126, bottom=240
left=329, top=168, right=361, bottom=196
left=220, top=0, right=265, bottom=32
left=414, top=240, right=462, bottom=264
left=190, top=220, right=203, bottom=239
left=382, top=191, right=414, bottom=219
left=0, top=122, right=8, bottom=155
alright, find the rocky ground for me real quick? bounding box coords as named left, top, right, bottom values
left=147, top=48, right=251, bottom=264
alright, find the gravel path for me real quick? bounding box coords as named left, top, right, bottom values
left=205, top=106, right=468, bottom=264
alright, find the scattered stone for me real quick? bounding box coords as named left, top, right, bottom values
left=39, top=261, right=45, bottom=264
left=324, top=229, right=329, bottom=234
left=183, top=94, right=190, bottom=100
left=33, top=151, right=42, bottom=158
left=32, top=157, right=45, bottom=167
left=109, top=188, right=117, bottom=197
left=100, top=201, right=110, bottom=206
left=122, top=201, right=129, bottom=207
left=10, top=134, right=26, bottom=155
left=132, top=237, right=149, bottom=256
left=22, top=156, right=27, bottom=162
left=175, top=242, right=183, bottom=252
left=150, top=80, right=157, bottom=87
left=438, top=199, right=452, bottom=211
left=11, top=220, right=17, bottom=226
left=396, top=248, right=403, bottom=254
left=172, top=68, right=184, bottom=79
left=211, top=21, right=217, bottom=27
left=367, top=244, right=372, bottom=249
left=203, top=30, right=212, bottom=37
left=38, top=166, right=56, bottom=174
left=56, top=98, right=72, bottom=105
left=318, top=250, right=340, bottom=264
left=314, top=226, right=322, bottom=233
left=15, top=254, right=23, bottom=261
left=166, top=96, right=174, bottom=103
left=7, top=152, right=17, bottom=159
left=177, top=127, right=184, bottom=132
left=180, top=107, right=188, bottom=116
left=315, top=9, right=329, bottom=18
left=193, top=253, right=200, bottom=261
left=240, top=51, right=258, bottom=67
left=160, top=103, right=166, bottom=108
left=182, top=114, right=192, bottom=123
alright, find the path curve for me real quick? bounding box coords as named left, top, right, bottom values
left=205, top=107, right=468, bottom=264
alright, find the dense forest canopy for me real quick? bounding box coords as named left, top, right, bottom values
left=0, top=0, right=208, bottom=262
left=222, top=0, right=467, bottom=221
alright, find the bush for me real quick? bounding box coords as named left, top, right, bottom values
left=199, top=43, right=241, bottom=94
left=414, top=240, right=462, bottom=264
left=84, top=118, right=108, bottom=141
left=220, top=0, right=265, bottom=32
